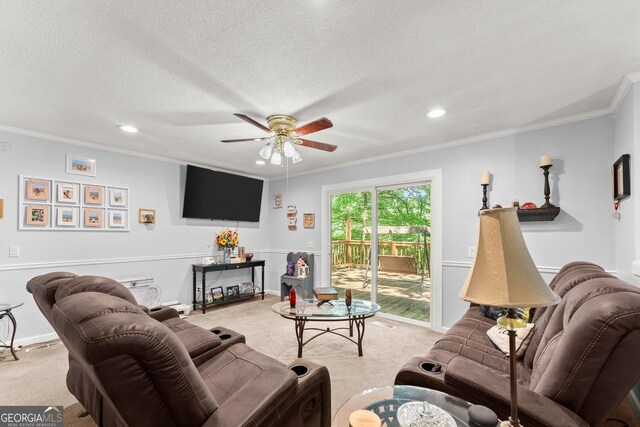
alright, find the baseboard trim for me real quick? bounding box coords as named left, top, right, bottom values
left=14, top=332, right=59, bottom=347
left=0, top=253, right=211, bottom=272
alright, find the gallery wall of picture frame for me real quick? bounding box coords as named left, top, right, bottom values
left=18, top=175, right=130, bottom=231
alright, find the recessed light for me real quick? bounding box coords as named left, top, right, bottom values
left=118, top=124, right=139, bottom=133
left=255, top=160, right=266, bottom=165
left=426, top=108, right=447, bottom=119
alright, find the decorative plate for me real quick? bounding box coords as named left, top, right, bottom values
left=396, top=401, right=456, bottom=427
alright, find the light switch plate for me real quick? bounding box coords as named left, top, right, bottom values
left=9, top=246, right=20, bottom=257
left=468, top=246, right=476, bottom=258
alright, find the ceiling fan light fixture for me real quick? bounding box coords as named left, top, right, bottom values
left=270, top=151, right=282, bottom=165
left=426, top=108, right=448, bottom=119
left=259, top=142, right=273, bottom=159
left=255, top=160, right=265, bottom=165
left=283, top=139, right=296, bottom=157
left=292, top=149, right=303, bottom=164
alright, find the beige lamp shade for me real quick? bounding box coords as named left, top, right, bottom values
left=459, top=207, right=560, bottom=308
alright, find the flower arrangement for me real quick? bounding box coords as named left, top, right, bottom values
left=216, top=229, right=239, bottom=249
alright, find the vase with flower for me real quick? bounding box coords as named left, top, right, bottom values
left=216, top=229, right=239, bottom=264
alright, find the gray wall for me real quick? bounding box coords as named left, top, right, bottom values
left=268, top=116, right=617, bottom=328
left=0, top=131, right=271, bottom=343
left=0, top=113, right=625, bottom=342
left=614, top=86, right=638, bottom=282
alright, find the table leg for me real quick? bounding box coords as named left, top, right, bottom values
left=192, top=268, right=197, bottom=310
left=349, top=317, right=354, bottom=337
left=1, top=311, right=19, bottom=361
left=353, top=316, right=366, bottom=357
left=261, top=265, right=265, bottom=300
left=294, top=317, right=307, bottom=358
left=201, top=271, right=207, bottom=314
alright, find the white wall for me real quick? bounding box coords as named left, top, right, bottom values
left=613, top=85, right=638, bottom=282
left=268, top=116, right=616, bottom=328
left=0, top=113, right=622, bottom=341
left=0, top=131, right=271, bottom=343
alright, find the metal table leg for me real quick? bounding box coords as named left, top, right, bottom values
left=0, top=310, right=19, bottom=360
left=294, top=317, right=307, bottom=358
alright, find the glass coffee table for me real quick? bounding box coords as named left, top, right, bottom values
left=332, top=385, right=474, bottom=427
left=272, top=298, right=379, bottom=357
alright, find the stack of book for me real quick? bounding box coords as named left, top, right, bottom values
left=313, top=287, right=339, bottom=306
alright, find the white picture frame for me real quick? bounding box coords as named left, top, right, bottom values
left=66, top=155, right=96, bottom=177
left=108, top=210, right=127, bottom=228
left=109, top=188, right=128, bottom=207
left=57, top=182, right=79, bottom=204
left=56, top=206, right=79, bottom=227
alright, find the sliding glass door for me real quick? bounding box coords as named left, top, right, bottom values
left=328, top=183, right=431, bottom=322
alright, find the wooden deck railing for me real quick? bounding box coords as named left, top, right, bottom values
left=331, top=240, right=430, bottom=274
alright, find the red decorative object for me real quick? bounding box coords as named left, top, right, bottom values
left=289, top=288, right=296, bottom=308
left=521, top=202, right=537, bottom=209
left=345, top=289, right=352, bottom=308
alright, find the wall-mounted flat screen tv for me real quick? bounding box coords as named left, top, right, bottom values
left=182, top=165, right=263, bottom=222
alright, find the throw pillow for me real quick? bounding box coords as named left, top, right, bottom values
left=487, top=323, right=535, bottom=358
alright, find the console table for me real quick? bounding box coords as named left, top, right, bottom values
left=192, top=260, right=265, bottom=313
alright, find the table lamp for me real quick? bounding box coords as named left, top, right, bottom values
left=459, top=207, right=560, bottom=427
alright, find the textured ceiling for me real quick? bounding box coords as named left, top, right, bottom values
left=2, top=1, right=640, bottom=179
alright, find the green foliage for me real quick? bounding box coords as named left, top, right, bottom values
left=331, top=186, right=430, bottom=242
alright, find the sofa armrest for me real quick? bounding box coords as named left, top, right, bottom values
left=444, top=357, right=588, bottom=427
left=147, top=306, right=179, bottom=322
left=204, top=367, right=298, bottom=427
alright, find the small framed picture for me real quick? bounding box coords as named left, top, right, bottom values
left=226, top=285, right=240, bottom=297
left=84, top=208, right=104, bottom=227
left=84, top=185, right=104, bottom=205
left=139, top=208, right=156, bottom=224
left=613, top=154, right=631, bottom=201
left=66, top=155, right=96, bottom=177
left=210, top=286, right=224, bottom=301
left=108, top=210, right=127, bottom=228
left=273, top=194, right=283, bottom=209
left=206, top=290, right=214, bottom=303
left=56, top=206, right=78, bottom=227
left=57, top=182, right=79, bottom=204
left=240, top=282, right=254, bottom=295
left=303, top=213, right=315, bottom=228
left=26, top=205, right=49, bottom=226
left=109, top=188, right=128, bottom=207
left=27, top=179, right=50, bottom=201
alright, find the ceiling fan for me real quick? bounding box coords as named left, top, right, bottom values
left=222, top=113, right=337, bottom=165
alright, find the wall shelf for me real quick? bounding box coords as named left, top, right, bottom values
left=517, top=206, right=560, bottom=222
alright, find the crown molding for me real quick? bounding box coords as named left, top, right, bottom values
left=0, top=124, right=269, bottom=181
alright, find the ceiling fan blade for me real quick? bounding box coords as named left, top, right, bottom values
left=296, top=138, right=338, bottom=152
left=221, top=138, right=266, bottom=143
left=292, top=117, right=333, bottom=136
left=233, top=113, right=272, bottom=133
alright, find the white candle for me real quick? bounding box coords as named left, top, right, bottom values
left=480, top=170, right=490, bottom=185
left=540, top=155, right=552, bottom=167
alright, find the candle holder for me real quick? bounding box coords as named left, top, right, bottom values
left=480, top=184, right=489, bottom=211
left=540, top=165, right=555, bottom=208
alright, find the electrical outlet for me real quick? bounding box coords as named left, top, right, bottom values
left=467, top=246, right=476, bottom=258
left=306, top=241, right=315, bottom=249
left=9, top=246, right=20, bottom=257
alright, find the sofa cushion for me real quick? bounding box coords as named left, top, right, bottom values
left=163, top=317, right=222, bottom=361
left=197, top=343, right=291, bottom=405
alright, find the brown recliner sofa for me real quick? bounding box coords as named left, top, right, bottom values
left=27, top=272, right=331, bottom=427
left=395, top=261, right=640, bottom=426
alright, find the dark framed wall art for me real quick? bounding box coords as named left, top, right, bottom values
left=613, top=154, right=631, bottom=201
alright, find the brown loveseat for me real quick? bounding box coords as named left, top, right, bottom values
left=395, top=261, right=640, bottom=426
left=27, top=272, right=331, bottom=427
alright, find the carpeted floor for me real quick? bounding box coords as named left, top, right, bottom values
left=1, top=294, right=638, bottom=426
